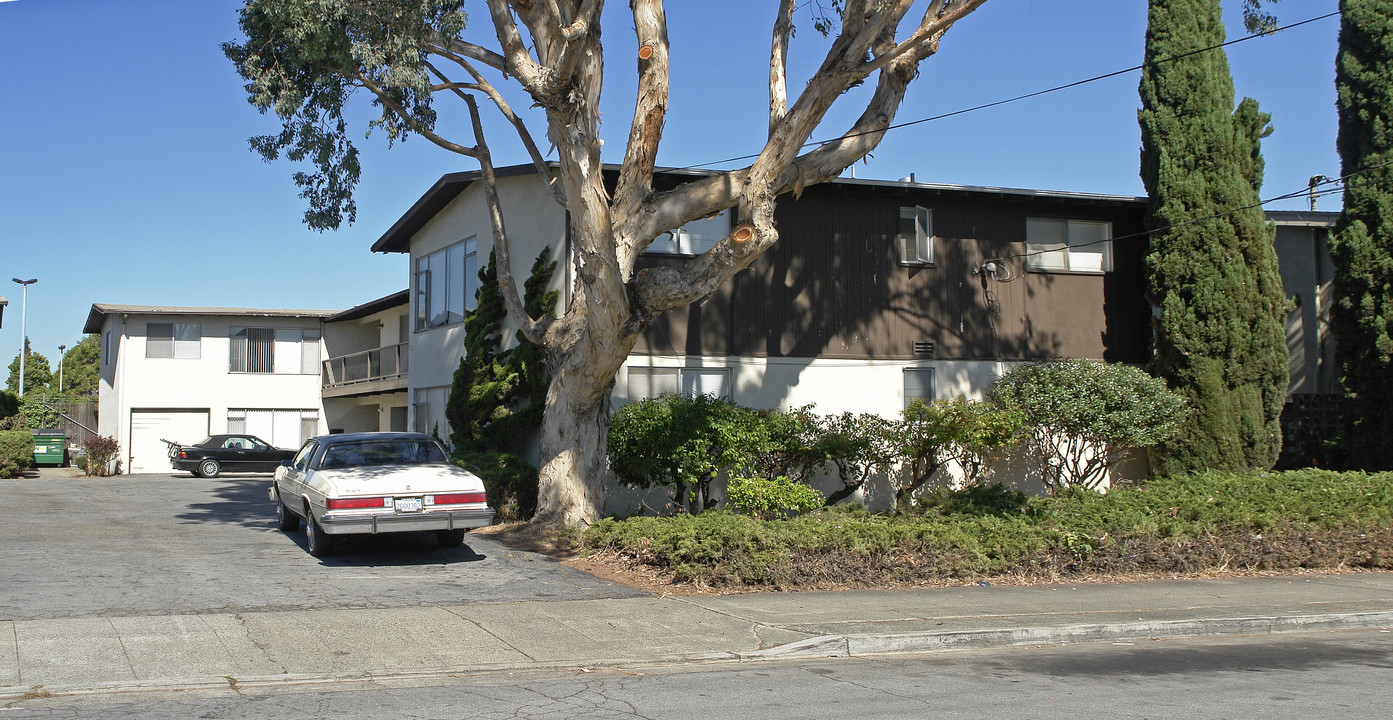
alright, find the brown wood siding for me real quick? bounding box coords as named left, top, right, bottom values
left=634, top=182, right=1151, bottom=363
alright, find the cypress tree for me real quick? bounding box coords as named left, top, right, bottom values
left=1330, top=0, right=1393, bottom=469
left=1139, top=0, right=1290, bottom=474
left=446, top=248, right=557, bottom=454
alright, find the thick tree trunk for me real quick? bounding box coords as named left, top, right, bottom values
left=532, top=381, right=609, bottom=528
left=530, top=308, right=638, bottom=528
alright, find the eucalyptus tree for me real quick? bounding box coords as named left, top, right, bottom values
left=225, top=0, right=988, bottom=526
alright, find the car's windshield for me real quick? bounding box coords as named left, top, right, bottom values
left=318, top=440, right=448, bottom=469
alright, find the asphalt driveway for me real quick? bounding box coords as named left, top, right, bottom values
left=0, top=469, right=644, bottom=621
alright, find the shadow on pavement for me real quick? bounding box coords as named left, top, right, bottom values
left=175, top=478, right=276, bottom=528
left=304, top=531, right=490, bottom=567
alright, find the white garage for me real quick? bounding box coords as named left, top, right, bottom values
left=129, top=410, right=210, bottom=474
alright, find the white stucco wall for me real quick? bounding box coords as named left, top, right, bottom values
left=94, top=311, right=329, bottom=472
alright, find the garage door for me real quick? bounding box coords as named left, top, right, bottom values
left=130, top=410, right=210, bottom=474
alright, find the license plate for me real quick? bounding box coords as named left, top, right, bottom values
left=394, top=497, right=423, bottom=513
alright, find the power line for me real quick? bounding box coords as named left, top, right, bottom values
left=680, top=11, right=1340, bottom=172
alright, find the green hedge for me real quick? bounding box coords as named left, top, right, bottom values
left=0, top=430, right=33, bottom=478
left=580, top=470, right=1393, bottom=588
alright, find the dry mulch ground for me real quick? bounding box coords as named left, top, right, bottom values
left=472, top=523, right=722, bottom=595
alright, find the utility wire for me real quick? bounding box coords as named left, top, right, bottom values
left=680, top=11, right=1340, bottom=172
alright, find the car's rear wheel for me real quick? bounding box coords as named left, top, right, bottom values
left=305, top=510, right=335, bottom=558
left=437, top=529, right=466, bottom=548
left=275, top=491, right=300, bottom=532
left=197, top=459, right=220, bottom=478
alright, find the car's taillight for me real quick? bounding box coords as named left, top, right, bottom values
left=326, top=497, right=393, bottom=510
left=426, top=492, right=487, bottom=505
left=179, top=451, right=187, bottom=459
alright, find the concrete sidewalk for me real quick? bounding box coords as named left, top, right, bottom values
left=3, top=571, right=1392, bottom=701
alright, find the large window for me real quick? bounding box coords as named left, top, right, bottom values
left=1026, top=218, right=1112, bottom=272
left=228, top=408, right=320, bottom=448
left=147, top=322, right=201, bottom=359
left=627, top=367, right=732, bottom=401
left=230, top=327, right=320, bottom=374
left=644, top=209, right=731, bottom=256
left=415, top=238, right=478, bottom=331
left=898, top=206, right=934, bottom=265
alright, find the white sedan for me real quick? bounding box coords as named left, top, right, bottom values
left=271, top=432, right=494, bottom=557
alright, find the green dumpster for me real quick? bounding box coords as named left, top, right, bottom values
left=32, top=429, right=66, bottom=467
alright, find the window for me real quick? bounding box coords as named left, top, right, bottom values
left=627, top=367, right=732, bottom=401
left=103, top=332, right=111, bottom=366
left=230, top=327, right=275, bottom=373
left=228, top=408, right=320, bottom=448
left=1026, top=218, right=1112, bottom=272
left=413, top=386, right=449, bottom=439
left=645, top=209, right=731, bottom=255
left=898, top=206, right=933, bottom=265
left=146, top=322, right=201, bottom=359
left=230, top=327, right=319, bottom=374
left=904, top=367, right=935, bottom=408
left=415, top=238, right=478, bottom=331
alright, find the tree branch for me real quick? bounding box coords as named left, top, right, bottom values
left=768, top=0, right=795, bottom=138
left=352, top=71, right=481, bottom=159
left=464, top=93, right=551, bottom=346
left=424, top=57, right=567, bottom=206
left=612, top=0, right=670, bottom=262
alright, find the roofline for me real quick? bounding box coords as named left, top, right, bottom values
left=83, top=304, right=340, bottom=334
left=1265, top=209, right=1341, bottom=227
left=325, top=289, right=410, bottom=323
left=371, top=164, right=1340, bottom=254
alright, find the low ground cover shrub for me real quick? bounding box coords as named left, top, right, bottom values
left=0, top=429, right=32, bottom=478
left=580, top=470, right=1393, bottom=589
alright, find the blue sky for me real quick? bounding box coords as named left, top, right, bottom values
left=0, top=0, right=1342, bottom=370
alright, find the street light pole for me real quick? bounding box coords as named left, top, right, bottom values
left=11, top=278, right=37, bottom=397
left=58, top=344, right=66, bottom=393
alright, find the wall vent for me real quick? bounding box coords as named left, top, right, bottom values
left=913, top=340, right=935, bottom=358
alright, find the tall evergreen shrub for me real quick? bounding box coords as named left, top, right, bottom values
left=1138, top=0, right=1289, bottom=474
left=1330, top=0, right=1393, bottom=469
left=446, top=248, right=557, bottom=454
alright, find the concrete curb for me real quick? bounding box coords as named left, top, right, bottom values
left=6, top=611, right=1390, bottom=702
left=739, top=610, right=1393, bottom=659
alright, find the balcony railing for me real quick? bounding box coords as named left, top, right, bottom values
left=322, top=342, right=409, bottom=388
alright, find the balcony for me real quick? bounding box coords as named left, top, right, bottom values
left=321, top=342, right=409, bottom=397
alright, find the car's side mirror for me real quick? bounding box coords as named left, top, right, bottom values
left=281, top=459, right=293, bottom=468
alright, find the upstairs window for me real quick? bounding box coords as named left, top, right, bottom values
left=645, top=209, right=731, bottom=256
left=415, top=238, right=478, bottom=331
left=1026, top=218, right=1112, bottom=272
left=146, top=322, right=201, bottom=359
left=898, top=206, right=933, bottom=265
left=230, top=327, right=319, bottom=374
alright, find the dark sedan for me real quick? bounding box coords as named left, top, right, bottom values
left=168, top=435, right=296, bottom=478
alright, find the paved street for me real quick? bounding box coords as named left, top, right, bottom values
left=4, top=630, right=1391, bottom=718
left=0, top=471, right=642, bottom=621
left=4, top=467, right=1393, bottom=715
